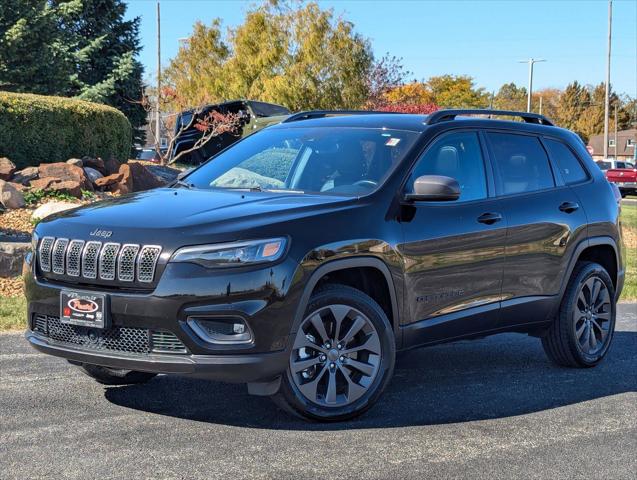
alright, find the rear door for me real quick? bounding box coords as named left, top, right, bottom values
left=399, top=130, right=508, bottom=344
left=485, top=131, right=588, bottom=326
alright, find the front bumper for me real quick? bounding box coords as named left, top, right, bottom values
left=24, top=255, right=304, bottom=383
left=26, top=331, right=288, bottom=382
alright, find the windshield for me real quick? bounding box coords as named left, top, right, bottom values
left=185, top=126, right=419, bottom=195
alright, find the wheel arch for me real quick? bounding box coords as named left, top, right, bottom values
left=561, top=236, right=622, bottom=299
left=291, top=257, right=400, bottom=345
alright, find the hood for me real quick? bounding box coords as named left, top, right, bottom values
left=36, top=188, right=357, bottom=249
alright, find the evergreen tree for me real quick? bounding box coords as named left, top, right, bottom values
left=0, top=0, right=145, bottom=146
left=0, top=0, right=79, bottom=94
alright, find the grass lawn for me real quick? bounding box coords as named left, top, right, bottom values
left=620, top=203, right=636, bottom=301
left=0, top=295, right=27, bottom=332
left=0, top=204, right=635, bottom=332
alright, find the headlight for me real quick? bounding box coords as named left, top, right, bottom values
left=170, top=238, right=287, bottom=268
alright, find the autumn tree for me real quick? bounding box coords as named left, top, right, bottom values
left=427, top=75, right=489, bottom=108
left=493, top=82, right=527, bottom=112
left=364, top=54, right=411, bottom=108
left=163, top=1, right=373, bottom=111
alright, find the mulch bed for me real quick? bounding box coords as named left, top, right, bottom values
left=0, top=277, right=23, bottom=297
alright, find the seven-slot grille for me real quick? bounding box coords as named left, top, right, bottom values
left=31, top=314, right=187, bottom=354
left=38, top=236, right=161, bottom=284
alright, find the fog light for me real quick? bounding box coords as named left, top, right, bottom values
left=187, top=317, right=252, bottom=344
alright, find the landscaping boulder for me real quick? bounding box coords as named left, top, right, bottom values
left=0, top=241, right=31, bottom=277
left=38, top=162, right=93, bottom=191
left=29, top=177, right=57, bottom=191
left=0, top=157, right=16, bottom=181
left=104, top=158, right=121, bottom=175
left=66, top=158, right=83, bottom=167
left=128, top=162, right=165, bottom=191
left=112, top=164, right=133, bottom=194
left=12, top=166, right=39, bottom=185
left=30, top=177, right=83, bottom=198
left=31, top=201, right=77, bottom=221
left=94, top=171, right=124, bottom=189
left=82, top=156, right=107, bottom=175
left=83, top=167, right=103, bottom=184
left=0, top=179, right=25, bottom=209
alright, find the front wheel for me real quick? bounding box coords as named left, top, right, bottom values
left=541, top=261, right=616, bottom=367
left=273, top=284, right=395, bottom=421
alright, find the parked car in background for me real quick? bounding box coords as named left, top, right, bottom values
left=171, top=100, right=291, bottom=165
left=25, top=109, right=624, bottom=421
left=134, top=148, right=162, bottom=163
left=595, top=159, right=635, bottom=172
left=606, top=165, right=637, bottom=197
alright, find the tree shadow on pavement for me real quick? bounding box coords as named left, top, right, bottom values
left=104, top=330, right=637, bottom=431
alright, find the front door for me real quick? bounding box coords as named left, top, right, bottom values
left=398, top=130, right=507, bottom=345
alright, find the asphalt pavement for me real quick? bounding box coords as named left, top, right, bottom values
left=1, top=304, right=636, bottom=479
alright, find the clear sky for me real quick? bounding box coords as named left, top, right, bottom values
left=125, top=0, right=637, bottom=97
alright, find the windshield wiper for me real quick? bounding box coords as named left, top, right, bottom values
left=172, top=179, right=194, bottom=189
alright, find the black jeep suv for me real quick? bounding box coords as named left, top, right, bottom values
left=24, top=109, right=625, bottom=421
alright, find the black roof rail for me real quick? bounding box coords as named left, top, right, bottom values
left=282, top=110, right=396, bottom=123
left=425, top=109, right=554, bottom=126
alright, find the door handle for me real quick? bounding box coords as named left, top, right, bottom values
left=559, top=201, right=579, bottom=213
left=477, top=212, right=503, bottom=225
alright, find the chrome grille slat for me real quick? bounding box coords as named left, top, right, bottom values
left=39, top=237, right=55, bottom=272
left=66, top=240, right=85, bottom=277
left=82, top=241, right=102, bottom=279
left=52, top=238, right=69, bottom=274
left=151, top=331, right=187, bottom=353
left=99, top=242, right=121, bottom=280
left=117, top=244, right=139, bottom=282
left=37, top=237, right=161, bottom=284
left=137, top=246, right=162, bottom=283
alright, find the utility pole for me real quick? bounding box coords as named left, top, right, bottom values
left=518, top=58, right=546, bottom=112
left=603, top=0, right=612, bottom=159
left=156, top=1, right=161, bottom=153
left=614, top=104, right=618, bottom=159
left=539, top=96, right=543, bottom=115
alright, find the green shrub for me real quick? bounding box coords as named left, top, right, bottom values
left=0, top=91, right=132, bottom=169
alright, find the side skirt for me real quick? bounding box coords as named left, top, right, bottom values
left=400, top=296, right=558, bottom=351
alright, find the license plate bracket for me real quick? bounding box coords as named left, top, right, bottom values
left=60, top=290, right=108, bottom=329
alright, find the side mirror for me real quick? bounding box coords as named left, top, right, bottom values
left=404, top=175, right=460, bottom=202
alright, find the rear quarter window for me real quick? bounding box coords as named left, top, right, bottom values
left=544, top=139, right=589, bottom=185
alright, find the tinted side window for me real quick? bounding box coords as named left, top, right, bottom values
left=488, top=132, right=554, bottom=195
left=409, top=131, right=487, bottom=202
left=544, top=139, right=588, bottom=185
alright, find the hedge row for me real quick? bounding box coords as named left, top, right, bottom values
left=0, top=91, right=132, bottom=169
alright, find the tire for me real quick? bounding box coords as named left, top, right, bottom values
left=541, top=261, right=616, bottom=368
left=273, top=284, right=395, bottom=422
left=80, top=364, right=158, bottom=385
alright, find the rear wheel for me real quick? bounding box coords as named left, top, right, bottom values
left=542, top=261, right=616, bottom=367
left=80, top=364, right=158, bottom=385
left=273, top=284, right=395, bottom=421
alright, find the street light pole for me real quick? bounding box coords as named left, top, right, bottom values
left=156, top=1, right=161, bottom=153
left=519, top=58, right=546, bottom=112
left=603, top=0, right=612, bottom=159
